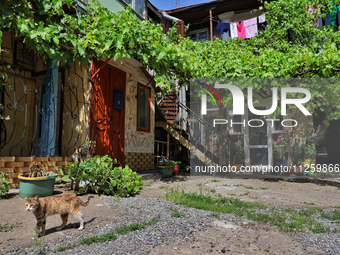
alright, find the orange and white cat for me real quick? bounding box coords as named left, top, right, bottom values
left=24, top=194, right=93, bottom=237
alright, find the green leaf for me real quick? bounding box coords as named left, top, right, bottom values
left=322, top=120, right=330, bottom=126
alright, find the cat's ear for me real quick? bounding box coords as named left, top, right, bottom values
left=24, top=196, right=29, bottom=201
left=34, top=195, right=39, bottom=201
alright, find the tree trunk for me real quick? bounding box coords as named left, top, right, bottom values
left=309, top=124, right=328, bottom=142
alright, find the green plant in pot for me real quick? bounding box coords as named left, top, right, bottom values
left=18, top=161, right=58, bottom=198
left=172, top=161, right=181, bottom=175
left=304, top=140, right=316, bottom=168
left=273, top=131, right=291, bottom=168
left=157, top=158, right=174, bottom=178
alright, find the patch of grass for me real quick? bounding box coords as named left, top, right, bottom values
left=321, top=210, right=340, bottom=221
left=240, top=191, right=250, bottom=196
left=211, top=178, right=219, bottom=182
left=304, top=202, right=315, bottom=205
left=208, top=212, right=219, bottom=218
left=80, top=232, right=117, bottom=245
left=222, top=183, right=230, bottom=186
left=313, top=189, right=320, bottom=191
left=243, top=185, right=254, bottom=189
left=130, top=205, right=135, bottom=208
left=260, top=187, right=269, bottom=190
left=116, top=217, right=160, bottom=234
left=228, top=193, right=237, bottom=196
left=33, top=228, right=45, bottom=255
left=168, top=207, right=186, bottom=218
left=113, top=196, right=121, bottom=202
left=165, top=187, right=340, bottom=234
left=57, top=216, right=160, bottom=251
left=0, top=222, right=21, bottom=232
left=57, top=242, right=76, bottom=251
left=159, top=186, right=167, bottom=189
left=210, top=188, right=216, bottom=193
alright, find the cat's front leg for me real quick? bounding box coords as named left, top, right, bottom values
left=36, top=219, right=46, bottom=237
left=40, top=222, right=46, bottom=237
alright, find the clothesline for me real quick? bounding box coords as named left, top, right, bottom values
left=216, top=14, right=266, bottom=39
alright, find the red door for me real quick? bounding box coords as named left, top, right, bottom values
left=91, top=61, right=125, bottom=165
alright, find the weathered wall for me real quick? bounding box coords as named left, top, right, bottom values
left=0, top=156, right=73, bottom=188
left=105, top=57, right=155, bottom=170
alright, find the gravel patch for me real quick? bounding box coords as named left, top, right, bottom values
left=5, top=195, right=340, bottom=254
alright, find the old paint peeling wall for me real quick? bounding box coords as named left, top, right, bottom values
left=106, top=57, right=155, bottom=154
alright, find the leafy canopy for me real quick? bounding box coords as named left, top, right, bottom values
left=1, top=0, right=340, bottom=126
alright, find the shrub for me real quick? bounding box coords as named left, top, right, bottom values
left=0, top=172, right=11, bottom=198
left=75, top=155, right=143, bottom=197
left=107, top=165, right=143, bottom=197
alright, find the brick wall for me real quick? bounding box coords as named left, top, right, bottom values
left=125, top=153, right=155, bottom=171
left=0, top=157, right=73, bottom=188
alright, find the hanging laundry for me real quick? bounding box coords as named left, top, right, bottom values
left=230, top=22, right=238, bottom=38
left=258, top=14, right=266, bottom=23
left=216, top=22, right=230, bottom=36
left=258, top=14, right=267, bottom=31
left=237, top=22, right=246, bottom=38
left=330, top=5, right=340, bottom=27
left=244, top=17, right=258, bottom=38
left=324, top=13, right=331, bottom=26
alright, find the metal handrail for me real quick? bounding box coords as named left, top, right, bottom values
left=158, top=91, right=230, bottom=165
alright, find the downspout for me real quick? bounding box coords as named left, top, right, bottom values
left=209, top=9, right=213, bottom=41
left=161, top=12, right=185, bottom=37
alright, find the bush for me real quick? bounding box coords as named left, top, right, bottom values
left=0, top=172, right=11, bottom=198
left=74, top=155, right=143, bottom=197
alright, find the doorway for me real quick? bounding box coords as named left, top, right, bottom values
left=91, top=61, right=126, bottom=165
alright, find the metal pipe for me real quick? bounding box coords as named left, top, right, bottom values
left=161, top=12, right=185, bottom=37
left=209, top=9, right=213, bottom=41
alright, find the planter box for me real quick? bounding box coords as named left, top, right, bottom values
left=157, top=166, right=172, bottom=178
left=18, top=173, right=58, bottom=198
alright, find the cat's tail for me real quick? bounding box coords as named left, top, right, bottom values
left=80, top=195, right=94, bottom=207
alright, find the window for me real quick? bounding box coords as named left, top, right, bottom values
left=137, top=83, right=151, bottom=132
left=188, top=28, right=209, bottom=41
left=123, top=0, right=144, bottom=16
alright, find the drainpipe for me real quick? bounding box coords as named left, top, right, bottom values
left=161, top=12, right=185, bottom=37
left=209, top=9, right=213, bottom=41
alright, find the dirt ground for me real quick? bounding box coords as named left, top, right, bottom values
left=1, top=175, right=340, bottom=254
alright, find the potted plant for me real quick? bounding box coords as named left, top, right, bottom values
left=18, top=161, right=58, bottom=198
left=273, top=130, right=291, bottom=168
left=288, top=131, right=314, bottom=174
left=172, top=161, right=181, bottom=175
left=289, top=139, right=305, bottom=173
left=157, top=158, right=173, bottom=178
left=304, top=140, right=317, bottom=169
left=230, top=142, right=245, bottom=170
